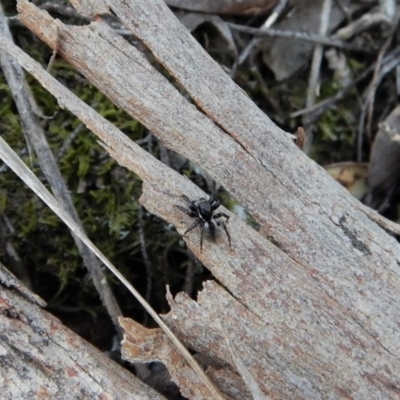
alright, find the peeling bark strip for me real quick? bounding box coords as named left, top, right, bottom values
left=120, top=318, right=243, bottom=400
left=6, top=0, right=400, bottom=398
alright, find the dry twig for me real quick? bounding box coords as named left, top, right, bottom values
left=228, top=22, right=374, bottom=54
left=357, top=21, right=398, bottom=161
left=291, top=46, right=400, bottom=121
left=230, top=0, right=289, bottom=76
left=302, top=0, right=332, bottom=154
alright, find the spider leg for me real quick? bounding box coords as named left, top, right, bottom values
left=213, top=212, right=230, bottom=222
left=210, top=198, right=220, bottom=211
left=180, top=194, right=194, bottom=206
left=200, top=226, right=205, bottom=252
left=175, top=204, right=197, bottom=217
left=220, top=221, right=232, bottom=248
left=214, top=214, right=231, bottom=248
left=210, top=181, right=217, bottom=196
left=183, top=218, right=201, bottom=235
left=209, top=181, right=221, bottom=210
left=208, top=221, right=217, bottom=241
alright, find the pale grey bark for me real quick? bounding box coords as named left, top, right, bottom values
left=0, top=0, right=399, bottom=398
left=0, top=264, right=165, bottom=400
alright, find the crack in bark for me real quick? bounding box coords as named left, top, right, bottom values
left=348, top=313, right=400, bottom=363
left=259, top=159, right=286, bottom=188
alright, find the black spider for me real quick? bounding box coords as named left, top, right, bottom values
left=176, top=181, right=231, bottom=251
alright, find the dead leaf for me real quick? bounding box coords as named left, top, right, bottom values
left=261, top=0, right=360, bottom=80
left=177, top=12, right=237, bottom=56
left=325, top=162, right=368, bottom=200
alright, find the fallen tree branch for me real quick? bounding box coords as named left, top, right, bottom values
left=27, top=0, right=400, bottom=361
left=1, top=0, right=400, bottom=397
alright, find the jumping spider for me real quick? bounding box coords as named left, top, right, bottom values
left=176, top=181, right=231, bottom=251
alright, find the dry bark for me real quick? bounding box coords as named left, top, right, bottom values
left=120, top=317, right=244, bottom=400
left=0, top=0, right=399, bottom=398
left=0, top=263, right=165, bottom=400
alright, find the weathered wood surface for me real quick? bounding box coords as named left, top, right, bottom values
left=0, top=264, right=165, bottom=400
left=0, top=0, right=399, bottom=398
left=120, top=316, right=251, bottom=400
